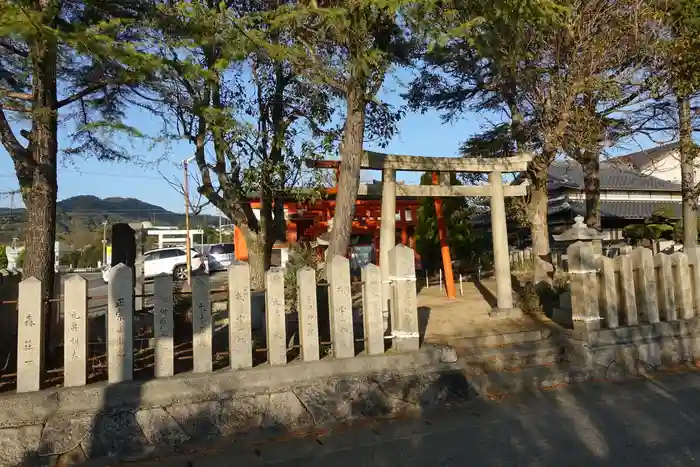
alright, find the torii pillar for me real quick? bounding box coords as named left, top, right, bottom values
left=379, top=167, right=396, bottom=325
left=432, top=172, right=456, bottom=299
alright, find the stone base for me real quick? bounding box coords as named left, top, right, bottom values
left=488, top=307, right=524, bottom=319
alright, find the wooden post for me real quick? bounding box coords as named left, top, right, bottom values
left=432, top=171, right=456, bottom=299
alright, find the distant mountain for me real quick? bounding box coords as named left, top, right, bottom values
left=0, top=195, right=220, bottom=243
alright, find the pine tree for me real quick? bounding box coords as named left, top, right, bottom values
left=0, top=0, right=157, bottom=338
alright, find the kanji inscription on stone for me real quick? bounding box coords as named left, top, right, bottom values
left=17, top=277, right=43, bottom=393
left=229, top=264, right=252, bottom=369
left=297, top=267, right=319, bottom=361
left=265, top=268, right=287, bottom=365
left=64, top=275, right=88, bottom=387
left=191, top=273, right=212, bottom=373
left=107, top=264, right=134, bottom=383
left=153, top=274, right=175, bottom=377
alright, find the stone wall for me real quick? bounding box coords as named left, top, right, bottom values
left=0, top=347, right=473, bottom=466
left=561, top=241, right=700, bottom=377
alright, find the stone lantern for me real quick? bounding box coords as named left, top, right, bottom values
left=553, top=216, right=604, bottom=266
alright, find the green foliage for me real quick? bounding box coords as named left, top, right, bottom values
left=60, top=245, right=102, bottom=268
left=414, top=172, right=492, bottom=272
left=650, top=0, right=700, bottom=98
left=284, top=244, right=323, bottom=314
left=0, top=0, right=161, bottom=160
left=0, top=245, right=6, bottom=269
left=623, top=207, right=678, bottom=242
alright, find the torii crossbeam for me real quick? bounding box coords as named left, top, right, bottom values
left=308, top=151, right=532, bottom=319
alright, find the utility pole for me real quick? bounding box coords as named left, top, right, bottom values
left=101, top=220, right=109, bottom=266
left=219, top=213, right=222, bottom=243
left=182, top=156, right=196, bottom=285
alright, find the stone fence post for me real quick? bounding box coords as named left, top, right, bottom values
left=567, top=241, right=601, bottom=333
left=389, top=245, right=420, bottom=352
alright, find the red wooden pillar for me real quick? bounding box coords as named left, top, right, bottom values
left=432, top=172, right=456, bottom=299
left=400, top=208, right=408, bottom=245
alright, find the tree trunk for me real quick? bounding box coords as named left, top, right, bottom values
left=328, top=84, right=365, bottom=259
left=582, top=150, right=601, bottom=231
left=678, top=95, right=697, bottom=248
left=243, top=228, right=267, bottom=291
left=20, top=1, right=59, bottom=358
left=527, top=159, right=552, bottom=286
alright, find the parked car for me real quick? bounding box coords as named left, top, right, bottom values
left=206, top=243, right=236, bottom=272
left=102, top=247, right=205, bottom=282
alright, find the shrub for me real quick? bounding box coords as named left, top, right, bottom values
left=0, top=245, right=6, bottom=270
left=284, top=243, right=323, bottom=314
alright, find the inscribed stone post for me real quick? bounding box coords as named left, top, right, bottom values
left=671, top=252, right=694, bottom=319
left=361, top=264, right=385, bottom=355
left=671, top=252, right=693, bottom=320
left=614, top=254, right=638, bottom=325
left=596, top=256, right=618, bottom=329
left=17, top=277, right=43, bottom=393
left=229, top=264, right=253, bottom=369
left=566, top=242, right=601, bottom=333
left=653, top=253, right=676, bottom=321
left=296, top=267, right=319, bottom=362
left=389, top=245, right=420, bottom=351
left=64, top=275, right=88, bottom=387
left=191, top=273, right=212, bottom=373
left=328, top=256, right=355, bottom=358
left=686, top=248, right=700, bottom=318
left=265, top=268, right=287, bottom=365
left=153, top=274, right=174, bottom=378
left=630, top=248, right=660, bottom=323
left=107, top=264, right=134, bottom=383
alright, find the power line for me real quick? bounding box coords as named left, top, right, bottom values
left=0, top=170, right=166, bottom=180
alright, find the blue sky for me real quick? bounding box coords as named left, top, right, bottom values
left=0, top=70, right=667, bottom=216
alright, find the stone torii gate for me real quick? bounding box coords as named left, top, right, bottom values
left=362, top=152, right=531, bottom=317
left=311, top=151, right=532, bottom=318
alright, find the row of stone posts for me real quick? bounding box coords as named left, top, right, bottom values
left=13, top=245, right=420, bottom=393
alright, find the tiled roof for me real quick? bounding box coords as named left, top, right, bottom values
left=549, top=198, right=682, bottom=220
left=548, top=159, right=681, bottom=192
left=471, top=197, right=682, bottom=225
left=607, top=142, right=679, bottom=170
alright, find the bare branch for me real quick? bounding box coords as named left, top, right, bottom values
left=55, top=83, right=107, bottom=109
left=0, top=90, right=32, bottom=101
left=0, top=107, right=29, bottom=162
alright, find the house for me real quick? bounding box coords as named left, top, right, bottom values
left=545, top=159, right=682, bottom=241
left=609, top=142, right=683, bottom=184
left=471, top=153, right=683, bottom=246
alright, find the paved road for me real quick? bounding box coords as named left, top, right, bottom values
left=59, top=271, right=229, bottom=317
left=123, top=372, right=700, bottom=467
